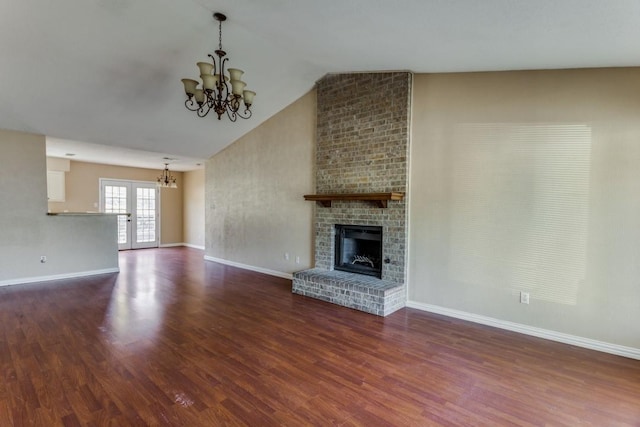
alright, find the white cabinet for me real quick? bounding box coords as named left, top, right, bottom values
left=47, top=170, right=65, bottom=202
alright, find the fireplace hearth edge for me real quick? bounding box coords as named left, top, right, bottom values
left=292, top=268, right=405, bottom=316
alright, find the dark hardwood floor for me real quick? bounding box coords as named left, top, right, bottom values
left=1, top=247, right=639, bottom=426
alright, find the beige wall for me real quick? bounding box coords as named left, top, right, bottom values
left=409, top=68, right=640, bottom=349
left=205, top=90, right=316, bottom=274
left=48, top=160, right=184, bottom=245
left=183, top=169, right=205, bottom=248
left=0, top=129, right=118, bottom=283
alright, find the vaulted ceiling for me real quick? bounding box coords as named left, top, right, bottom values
left=2, top=0, right=640, bottom=169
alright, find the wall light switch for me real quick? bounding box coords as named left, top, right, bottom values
left=520, top=291, right=530, bottom=304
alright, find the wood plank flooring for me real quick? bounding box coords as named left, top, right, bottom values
left=0, top=247, right=639, bottom=426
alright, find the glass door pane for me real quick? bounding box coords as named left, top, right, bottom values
left=102, top=182, right=131, bottom=250
left=132, top=183, right=158, bottom=249
left=101, top=179, right=159, bottom=250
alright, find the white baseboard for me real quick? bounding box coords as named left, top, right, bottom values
left=406, top=300, right=640, bottom=361
left=0, top=268, right=120, bottom=287
left=183, top=243, right=205, bottom=250
left=204, top=255, right=293, bottom=280
left=159, top=243, right=205, bottom=250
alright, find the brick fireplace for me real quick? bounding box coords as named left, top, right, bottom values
left=293, top=72, right=411, bottom=316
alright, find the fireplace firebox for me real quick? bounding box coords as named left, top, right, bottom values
left=334, top=225, right=383, bottom=278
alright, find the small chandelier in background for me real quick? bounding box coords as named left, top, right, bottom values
left=157, top=164, right=177, bottom=188
left=181, top=12, right=256, bottom=122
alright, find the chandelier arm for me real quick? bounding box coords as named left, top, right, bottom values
left=205, top=91, right=216, bottom=109
left=224, top=100, right=252, bottom=121
left=199, top=96, right=209, bottom=114
left=197, top=103, right=211, bottom=118
left=219, top=57, right=230, bottom=101
left=225, top=106, right=238, bottom=122
left=227, top=105, right=251, bottom=122
left=184, top=98, right=201, bottom=112
left=235, top=107, right=252, bottom=120
left=208, top=54, right=217, bottom=75
left=225, top=94, right=252, bottom=120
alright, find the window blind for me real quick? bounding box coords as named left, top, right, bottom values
left=448, top=123, right=591, bottom=305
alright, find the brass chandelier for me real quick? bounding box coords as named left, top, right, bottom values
left=181, top=12, right=255, bottom=121
left=157, top=164, right=177, bottom=188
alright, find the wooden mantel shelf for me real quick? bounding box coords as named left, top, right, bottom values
left=303, top=192, right=405, bottom=208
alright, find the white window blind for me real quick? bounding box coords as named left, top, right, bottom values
left=448, top=124, right=591, bottom=305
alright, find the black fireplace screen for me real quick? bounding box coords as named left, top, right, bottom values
left=334, top=224, right=383, bottom=278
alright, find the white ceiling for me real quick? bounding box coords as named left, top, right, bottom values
left=46, top=137, right=204, bottom=171
left=2, top=0, right=640, bottom=170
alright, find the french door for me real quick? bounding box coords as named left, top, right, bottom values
left=100, top=179, right=159, bottom=250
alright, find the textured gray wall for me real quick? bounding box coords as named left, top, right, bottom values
left=205, top=91, right=316, bottom=274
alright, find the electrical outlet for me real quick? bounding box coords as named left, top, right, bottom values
left=40, top=256, right=47, bottom=263
left=295, top=256, right=300, bottom=264
left=284, top=253, right=289, bottom=261
left=520, top=291, right=530, bottom=304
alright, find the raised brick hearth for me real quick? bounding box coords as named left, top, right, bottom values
left=293, top=72, right=411, bottom=316
left=293, top=269, right=405, bottom=316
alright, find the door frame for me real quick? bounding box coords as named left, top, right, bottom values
left=99, top=178, right=161, bottom=250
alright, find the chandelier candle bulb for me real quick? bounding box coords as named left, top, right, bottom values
left=181, top=12, right=255, bottom=121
